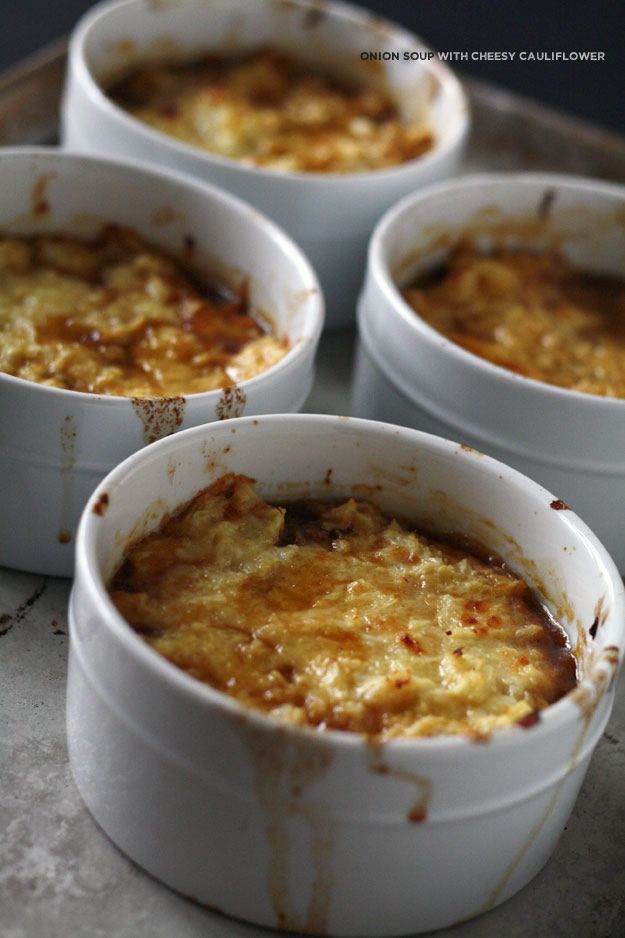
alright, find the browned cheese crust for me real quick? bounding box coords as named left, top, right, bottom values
left=0, top=227, right=286, bottom=397
left=404, top=244, right=625, bottom=398
left=112, top=48, right=433, bottom=174
left=111, top=474, right=577, bottom=739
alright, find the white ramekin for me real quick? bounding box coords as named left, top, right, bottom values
left=68, top=413, right=624, bottom=937
left=354, top=172, right=625, bottom=571
left=61, top=0, right=469, bottom=329
left=0, top=148, right=322, bottom=577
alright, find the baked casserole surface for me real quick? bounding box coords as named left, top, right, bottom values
left=112, top=48, right=433, bottom=174
left=0, top=227, right=286, bottom=397
left=404, top=244, right=625, bottom=398
left=111, top=474, right=577, bottom=740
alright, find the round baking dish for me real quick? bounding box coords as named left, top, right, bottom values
left=68, top=413, right=624, bottom=937
left=354, top=172, right=625, bottom=571
left=0, top=148, right=322, bottom=577
left=61, top=0, right=469, bottom=329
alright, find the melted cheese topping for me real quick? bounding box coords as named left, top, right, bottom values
left=404, top=244, right=625, bottom=398
left=0, top=228, right=286, bottom=397
left=111, top=48, right=434, bottom=174
left=110, top=474, right=576, bottom=739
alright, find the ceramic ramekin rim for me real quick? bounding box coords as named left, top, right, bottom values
left=67, top=0, right=470, bottom=186
left=368, top=170, right=625, bottom=409
left=0, top=145, right=324, bottom=404
left=74, top=412, right=625, bottom=753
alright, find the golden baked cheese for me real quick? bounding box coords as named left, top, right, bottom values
left=111, top=48, right=434, bottom=174
left=0, top=227, right=286, bottom=397
left=110, top=474, right=577, bottom=740
left=404, top=244, right=625, bottom=398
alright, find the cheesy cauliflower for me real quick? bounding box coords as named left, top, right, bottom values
left=112, top=48, right=433, bottom=174
left=404, top=244, right=625, bottom=398
left=110, top=474, right=577, bottom=739
left=0, top=227, right=286, bottom=397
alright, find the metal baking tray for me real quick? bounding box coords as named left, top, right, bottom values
left=2, top=43, right=625, bottom=938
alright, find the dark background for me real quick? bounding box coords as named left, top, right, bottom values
left=0, top=0, right=623, bottom=131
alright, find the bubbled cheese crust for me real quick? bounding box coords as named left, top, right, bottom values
left=404, top=244, right=625, bottom=399
left=111, top=474, right=577, bottom=739
left=0, top=228, right=286, bottom=397
left=112, top=48, right=434, bottom=174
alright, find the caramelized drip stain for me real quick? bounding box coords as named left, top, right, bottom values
left=570, top=644, right=621, bottom=720
left=367, top=742, right=432, bottom=824
left=479, top=639, right=621, bottom=917
left=459, top=442, right=483, bottom=456
left=516, top=711, right=540, bottom=729
left=242, top=725, right=334, bottom=933
left=58, top=414, right=77, bottom=545
left=131, top=395, right=186, bottom=444
left=594, top=594, right=609, bottom=628
left=31, top=173, right=52, bottom=216
left=216, top=385, right=247, bottom=420
left=92, top=492, right=110, bottom=516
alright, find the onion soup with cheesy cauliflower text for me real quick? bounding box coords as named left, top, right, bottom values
left=403, top=243, right=625, bottom=398
left=111, top=48, right=434, bottom=174
left=110, top=473, right=577, bottom=740
left=0, top=227, right=287, bottom=397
